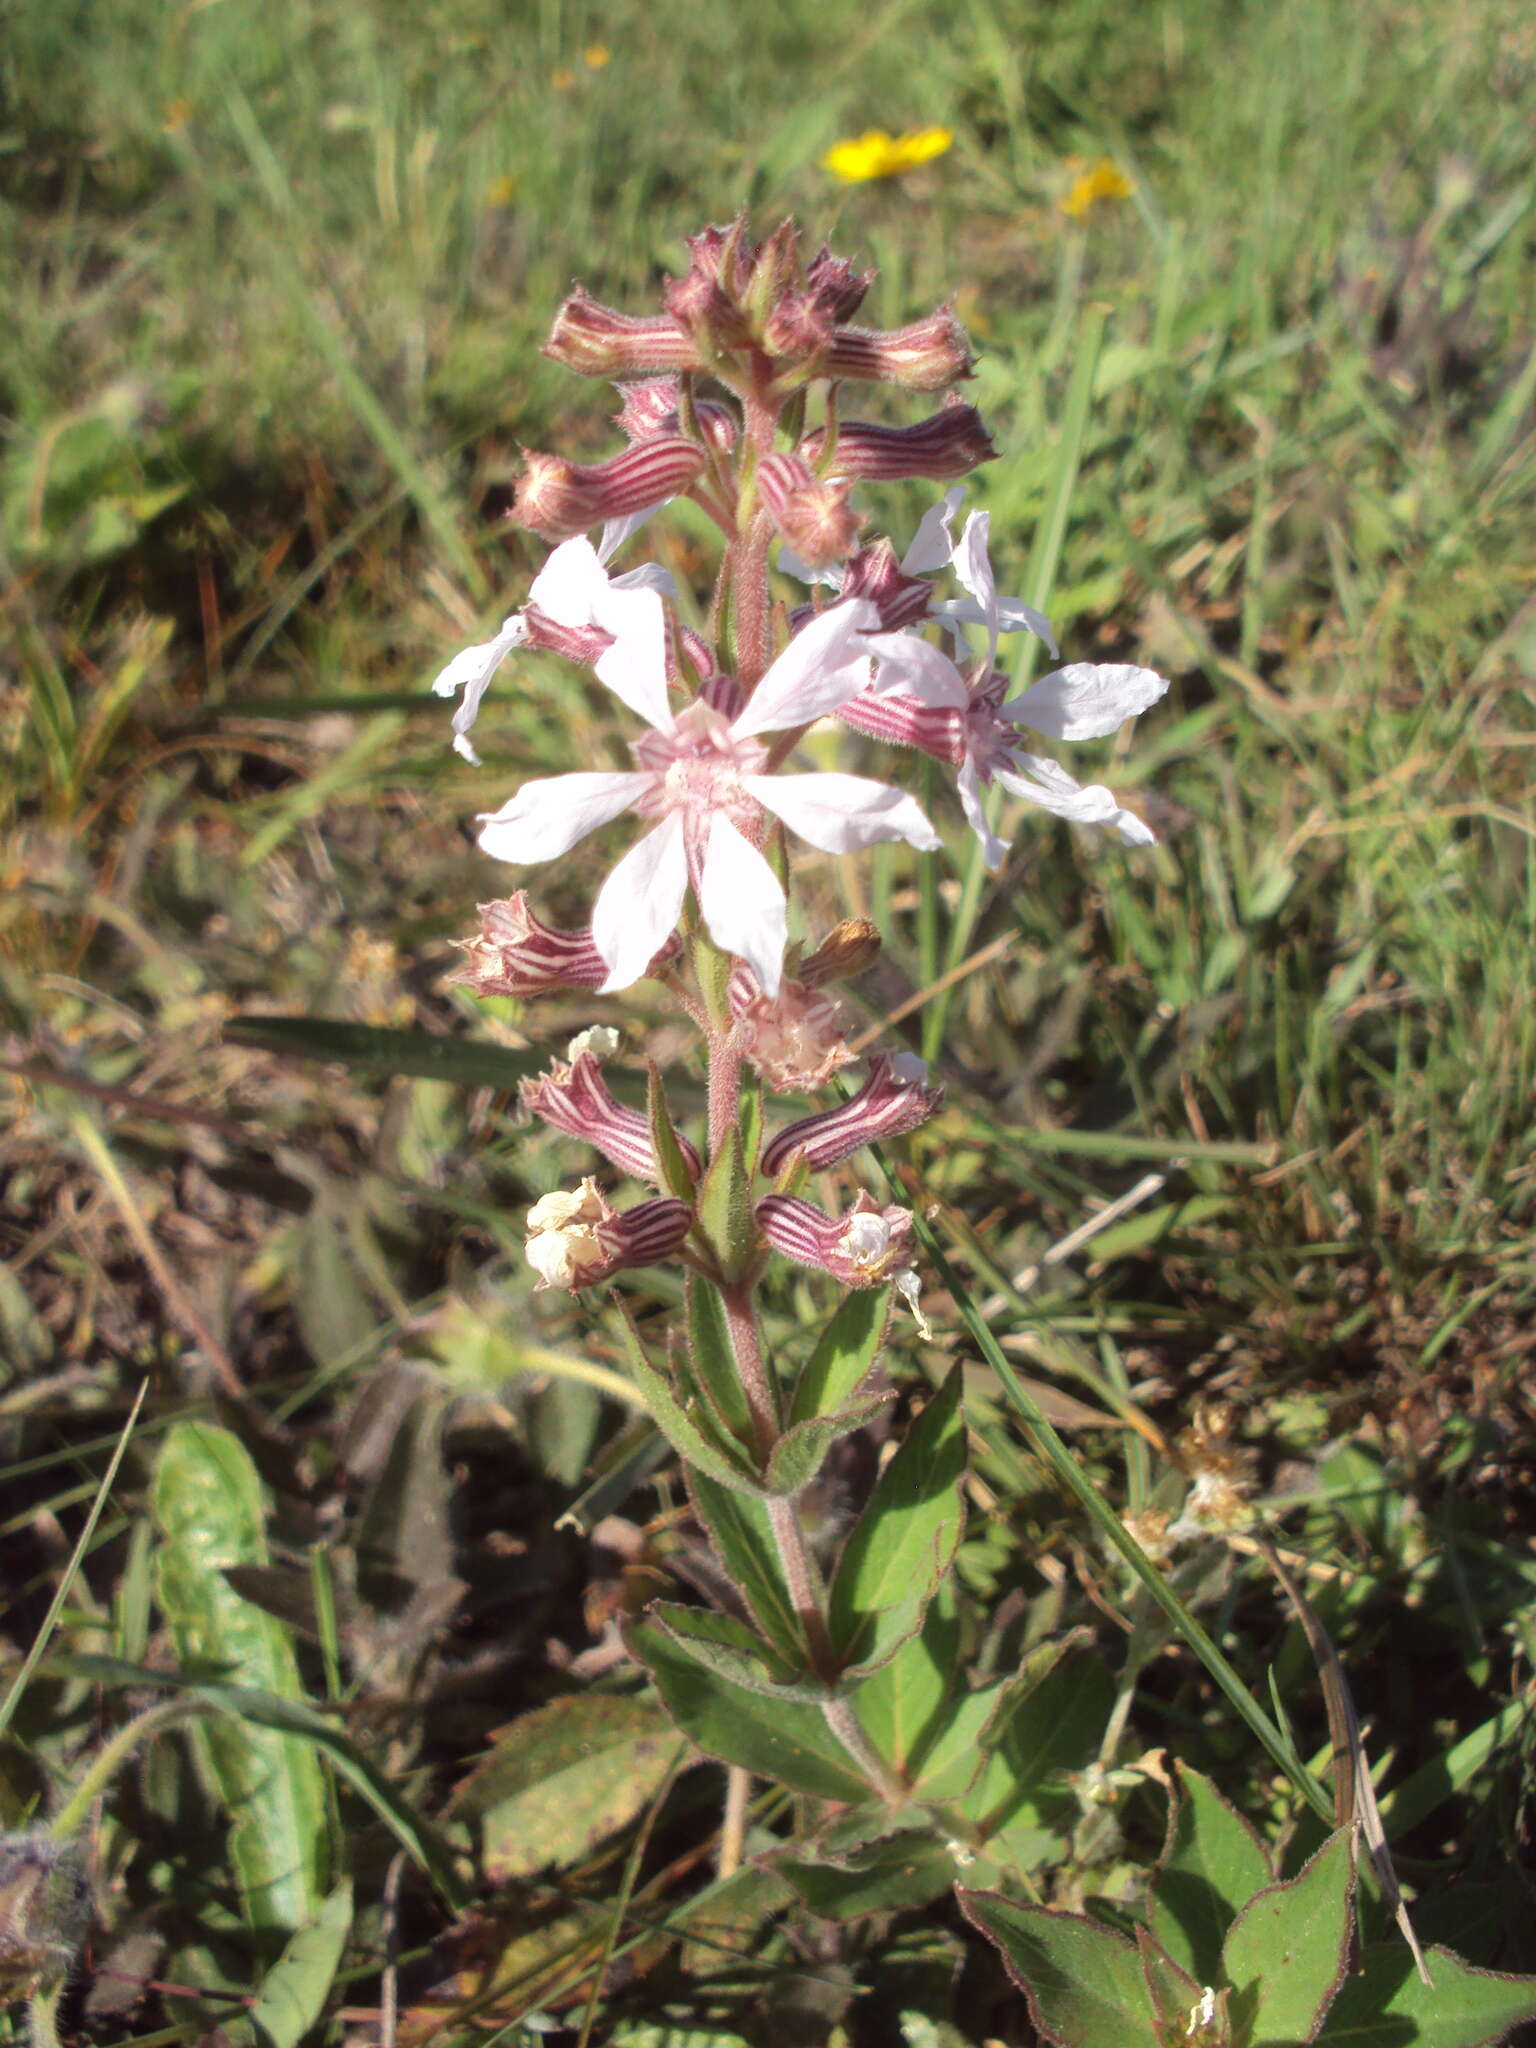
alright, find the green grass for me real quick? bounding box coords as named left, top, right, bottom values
left=3, top=0, right=1536, bottom=2040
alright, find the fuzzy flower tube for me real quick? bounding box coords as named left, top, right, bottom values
left=432, top=216, right=1168, bottom=1814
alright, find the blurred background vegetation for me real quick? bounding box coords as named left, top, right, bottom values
left=2, top=0, right=1535, bottom=2040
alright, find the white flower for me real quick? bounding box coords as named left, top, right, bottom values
left=430, top=527, right=676, bottom=764
left=475, top=598, right=941, bottom=998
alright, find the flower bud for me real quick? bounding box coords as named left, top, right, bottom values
left=521, top=1050, right=701, bottom=1182
left=0, top=1833, right=90, bottom=1999
left=806, top=399, right=997, bottom=482
left=543, top=288, right=704, bottom=379
left=757, top=1190, right=915, bottom=1287
left=824, top=307, right=975, bottom=392
left=798, top=918, right=882, bottom=987
left=761, top=1053, right=943, bottom=1176
left=727, top=963, right=852, bottom=1092
left=525, top=1178, right=691, bottom=1292
left=449, top=894, right=680, bottom=1000
left=804, top=245, right=875, bottom=321
left=760, top=291, right=836, bottom=370
left=836, top=684, right=967, bottom=764
left=756, top=453, right=863, bottom=572
left=513, top=439, right=708, bottom=543
left=614, top=380, right=737, bottom=455
left=838, top=539, right=934, bottom=631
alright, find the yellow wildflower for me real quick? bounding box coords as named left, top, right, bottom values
left=1059, top=156, right=1134, bottom=220
left=161, top=97, right=193, bottom=135
left=822, top=126, right=953, bottom=184
left=583, top=43, right=610, bottom=68
left=484, top=174, right=517, bottom=207
left=552, top=66, right=576, bottom=91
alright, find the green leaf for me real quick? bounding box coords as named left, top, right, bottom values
left=1319, top=1944, right=1536, bottom=2046
left=152, top=1423, right=329, bottom=1932
left=788, top=1290, right=889, bottom=1427
left=449, top=1695, right=686, bottom=1882
left=1149, top=1764, right=1274, bottom=1985
left=245, top=1882, right=353, bottom=2048
left=763, top=1394, right=890, bottom=1497
left=649, top=1063, right=700, bottom=1201
left=225, top=1015, right=544, bottom=1092
left=687, top=1469, right=809, bottom=1669
left=957, top=1891, right=1161, bottom=2048
left=685, top=1276, right=759, bottom=1454
left=48, top=1652, right=467, bottom=1911
left=614, top=1311, right=761, bottom=1495
left=776, top=1818, right=960, bottom=1921
left=694, top=1127, right=755, bottom=1283
left=643, top=1603, right=829, bottom=1702
left=1222, top=1826, right=1355, bottom=2046
left=854, top=1592, right=962, bottom=1785
left=626, top=1616, right=871, bottom=1802
left=827, top=1366, right=966, bottom=1672
left=1136, top=1929, right=1211, bottom=2044
left=957, top=1644, right=1114, bottom=1879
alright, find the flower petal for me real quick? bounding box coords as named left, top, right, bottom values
left=698, top=816, right=789, bottom=998
left=597, top=503, right=671, bottom=565
left=951, top=508, right=999, bottom=659
left=957, top=757, right=1008, bottom=872
left=1003, top=662, right=1168, bottom=741
left=776, top=543, right=845, bottom=591
left=900, top=485, right=964, bottom=575
left=934, top=592, right=1059, bottom=658
left=593, top=580, right=675, bottom=734
left=430, top=617, right=528, bottom=765
left=476, top=771, right=653, bottom=865
left=995, top=755, right=1156, bottom=844
left=526, top=537, right=611, bottom=626
left=747, top=771, right=943, bottom=854
left=592, top=813, right=690, bottom=992
left=730, top=599, right=880, bottom=739
left=865, top=631, right=970, bottom=708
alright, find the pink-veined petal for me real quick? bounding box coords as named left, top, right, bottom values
left=957, top=757, right=1009, bottom=873
left=899, top=486, right=964, bottom=575
left=1003, top=662, right=1168, bottom=741
left=476, top=771, right=653, bottom=865
left=730, top=599, right=880, bottom=739
left=865, top=631, right=970, bottom=708
left=593, top=581, right=674, bottom=734
left=592, top=813, right=690, bottom=992
left=747, top=771, right=943, bottom=855
left=697, top=816, right=789, bottom=998
left=995, top=755, right=1156, bottom=844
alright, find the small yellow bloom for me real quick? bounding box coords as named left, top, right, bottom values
left=822, top=126, right=953, bottom=184
left=551, top=66, right=576, bottom=91
left=484, top=174, right=518, bottom=207
left=583, top=43, right=610, bottom=68
left=1059, top=156, right=1134, bottom=220
left=161, top=97, right=194, bottom=135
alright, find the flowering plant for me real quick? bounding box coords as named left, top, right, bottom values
left=433, top=214, right=1169, bottom=1900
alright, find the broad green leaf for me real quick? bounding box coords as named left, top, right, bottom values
left=152, top=1423, right=329, bottom=1932
left=687, top=1469, right=810, bottom=1669
left=854, top=1592, right=962, bottom=1784
left=1149, top=1764, right=1274, bottom=1985
left=763, top=1394, right=889, bottom=1497
left=244, top=1881, right=352, bottom=2048
left=643, top=1604, right=829, bottom=1701
left=694, top=1127, right=755, bottom=1283
left=1222, top=1826, right=1355, bottom=2046
left=649, top=1062, right=700, bottom=1200
left=1136, top=1929, right=1213, bottom=2046
left=1319, top=1944, right=1536, bottom=2046
left=48, top=1651, right=466, bottom=1910
left=958, top=1645, right=1114, bottom=1876
left=615, top=1314, right=762, bottom=1494
left=626, top=1616, right=871, bottom=1802
left=789, top=1290, right=889, bottom=1426
left=957, top=1891, right=1160, bottom=2048
left=225, top=1014, right=545, bottom=1091
left=685, top=1276, right=758, bottom=1452
left=828, top=1366, right=966, bottom=1670
left=450, top=1695, right=686, bottom=1881
left=776, top=1820, right=960, bottom=1921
